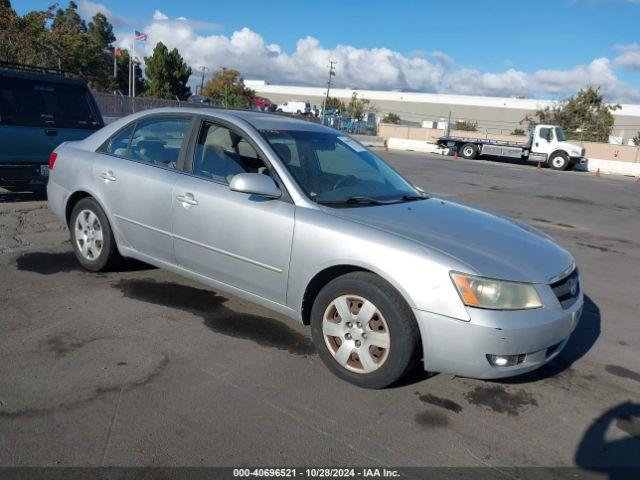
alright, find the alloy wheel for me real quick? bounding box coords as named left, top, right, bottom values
left=74, top=209, right=103, bottom=261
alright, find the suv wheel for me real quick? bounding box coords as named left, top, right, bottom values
left=310, top=272, right=419, bottom=389
left=70, top=197, right=122, bottom=272
left=549, top=152, right=569, bottom=170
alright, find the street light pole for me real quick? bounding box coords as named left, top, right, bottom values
left=199, top=66, right=208, bottom=96
left=321, top=60, right=336, bottom=126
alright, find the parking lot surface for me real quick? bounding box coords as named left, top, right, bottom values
left=0, top=152, right=639, bottom=469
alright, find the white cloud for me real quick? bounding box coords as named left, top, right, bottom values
left=77, top=1, right=129, bottom=28
left=614, top=43, right=640, bottom=71
left=110, top=10, right=640, bottom=102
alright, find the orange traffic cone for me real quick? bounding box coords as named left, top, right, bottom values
left=384, top=139, right=388, bottom=152
left=636, top=175, right=639, bottom=183
left=536, top=161, right=541, bottom=171
left=595, top=168, right=601, bottom=177
left=454, top=147, right=458, bottom=160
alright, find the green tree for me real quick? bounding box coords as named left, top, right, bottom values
left=382, top=113, right=400, bottom=124
left=511, top=128, right=526, bottom=136
left=202, top=68, right=254, bottom=109
left=144, top=42, right=192, bottom=100
left=346, top=93, right=370, bottom=121
left=324, top=96, right=344, bottom=110
left=454, top=120, right=478, bottom=131
left=85, top=12, right=116, bottom=91
left=632, top=132, right=640, bottom=146
left=522, top=87, right=620, bottom=142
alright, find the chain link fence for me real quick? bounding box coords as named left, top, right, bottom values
left=93, top=92, right=211, bottom=121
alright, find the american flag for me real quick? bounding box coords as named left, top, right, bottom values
left=134, top=30, right=148, bottom=41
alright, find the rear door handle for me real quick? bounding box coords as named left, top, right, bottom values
left=44, top=128, right=58, bottom=136
left=100, top=170, right=116, bottom=182
left=176, top=193, right=198, bottom=206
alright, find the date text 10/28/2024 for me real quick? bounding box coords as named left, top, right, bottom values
left=233, top=468, right=401, bottom=478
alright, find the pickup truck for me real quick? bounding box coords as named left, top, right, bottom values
left=0, top=64, right=104, bottom=187
left=437, top=124, right=586, bottom=171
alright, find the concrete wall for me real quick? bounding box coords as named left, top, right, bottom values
left=378, top=124, right=640, bottom=163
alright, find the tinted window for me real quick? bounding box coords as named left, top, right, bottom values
left=192, top=122, right=267, bottom=184
left=0, top=77, right=100, bottom=129
left=126, top=117, right=191, bottom=169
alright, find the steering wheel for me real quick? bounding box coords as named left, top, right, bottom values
left=332, top=175, right=357, bottom=191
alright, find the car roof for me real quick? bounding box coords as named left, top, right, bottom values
left=136, top=107, right=333, bottom=133
left=0, top=68, right=89, bottom=87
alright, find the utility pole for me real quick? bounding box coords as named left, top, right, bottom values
left=199, top=66, right=208, bottom=96
left=321, top=60, right=336, bottom=125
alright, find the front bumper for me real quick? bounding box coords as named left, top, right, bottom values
left=413, top=292, right=583, bottom=379
left=570, top=156, right=587, bottom=165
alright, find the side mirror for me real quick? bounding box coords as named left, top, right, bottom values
left=229, top=173, right=281, bottom=199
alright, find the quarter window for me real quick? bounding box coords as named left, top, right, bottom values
left=192, top=122, right=267, bottom=184
left=102, top=123, right=135, bottom=157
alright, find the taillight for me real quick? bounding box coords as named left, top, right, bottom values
left=49, top=152, right=58, bottom=170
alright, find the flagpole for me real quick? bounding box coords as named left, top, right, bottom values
left=132, top=29, right=136, bottom=98
left=113, top=47, right=116, bottom=78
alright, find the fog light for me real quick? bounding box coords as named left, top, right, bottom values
left=486, top=354, right=525, bottom=367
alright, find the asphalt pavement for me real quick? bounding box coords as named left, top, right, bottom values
left=0, top=152, right=638, bottom=470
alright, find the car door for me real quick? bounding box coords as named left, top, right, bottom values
left=171, top=118, right=295, bottom=304
left=92, top=114, right=194, bottom=264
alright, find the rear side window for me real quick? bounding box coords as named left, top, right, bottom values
left=128, top=116, right=190, bottom=169
left=0, top=77, right=100, bottom=129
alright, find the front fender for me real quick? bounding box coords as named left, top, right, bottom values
left=287, top=207, right=470, bottom=322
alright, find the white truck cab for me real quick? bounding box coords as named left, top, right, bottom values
left=438, top=124, right=586, bottom=171
left=528, top=125, right=585, bottom=170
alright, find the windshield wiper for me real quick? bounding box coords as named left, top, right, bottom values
left=401, top=193, right=429, bottom=201
left=316, top=196, right=389, bottom=205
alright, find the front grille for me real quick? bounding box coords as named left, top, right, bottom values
left=551, top=268, right=580, bottom=309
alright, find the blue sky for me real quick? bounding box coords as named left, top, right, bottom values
left=14, top=0, right=640, bottom=102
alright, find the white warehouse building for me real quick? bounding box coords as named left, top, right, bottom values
left=245, top=80, right=640, bottom=143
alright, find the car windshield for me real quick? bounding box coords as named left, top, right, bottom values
left=261, top=129, right=424, bottom=206
left=555, top=127, right=566, bottom=141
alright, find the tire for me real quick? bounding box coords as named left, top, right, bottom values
left=69, top=197, right=122, bottom=272
left=460, top=143, right=479, bottom=159
left=549, top=152, right=569, bottom=171
left=310, top=272, right=420, bottom=389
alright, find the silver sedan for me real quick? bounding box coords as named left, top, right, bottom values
left=47, top=108, right=583, bottom=388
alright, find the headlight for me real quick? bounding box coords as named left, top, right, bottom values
left=450, top=272, right=542, bottom=310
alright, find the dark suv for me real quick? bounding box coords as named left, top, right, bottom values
left=0, top=64, right=104, bottom=187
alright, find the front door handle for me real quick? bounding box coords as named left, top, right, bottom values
left=100, top=170, right=116, bottom=182
left=176, top=193, right=198, bottom=206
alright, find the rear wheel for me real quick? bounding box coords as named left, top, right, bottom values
left=310, top=272, right=420, bottom=389
left=549, top=152, right=569, bottom=171
left=69, top=197, right=122, bottom=272
left=460, top=143, right=479, bottom=159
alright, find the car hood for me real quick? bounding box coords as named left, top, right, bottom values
left=327, top=198, right=573, bottom=284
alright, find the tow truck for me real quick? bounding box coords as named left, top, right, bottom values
left=437, top=124, right=586, bottom=171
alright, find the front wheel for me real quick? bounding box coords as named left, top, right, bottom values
left=460, top=143, right=479, bottom=159
left=549, top=152, right=569, bottom=171
left=69, top=197, right=122, bottom=272
left=310, top=272, right=420, bottom=389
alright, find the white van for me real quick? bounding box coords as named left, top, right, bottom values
left=277, top=101, right=311, bottom=115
